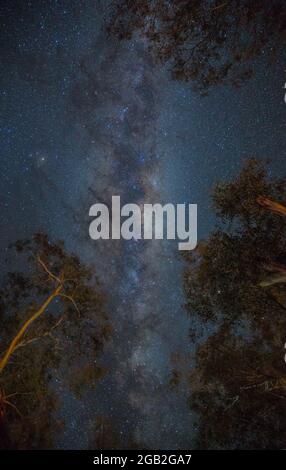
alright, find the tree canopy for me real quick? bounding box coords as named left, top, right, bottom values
left=0, top=233, right=111, bottom=449
left=183, top=159, right=286, bottom=448
left=107, top=0, right=286, bottom=93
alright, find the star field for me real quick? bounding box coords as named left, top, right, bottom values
left=1, top=0, right=286, bottom=449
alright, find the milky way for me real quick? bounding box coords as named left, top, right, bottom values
left=64, top=34, right=194, bottom=448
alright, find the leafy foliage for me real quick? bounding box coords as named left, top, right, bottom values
left=107, top=0, right=286, bottom=93
left=184, top=159, right=286, bottom=448
left=0, top=233, right=111, bottom=448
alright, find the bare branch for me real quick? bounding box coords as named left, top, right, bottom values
left=211, top=2, right=228, bottom=13
left=58, top=294, right=80, bottom=316
left=0, top=284, right=63, bottom=374
left=257, top=196, right=286, bottom=217
left=224, top=395, right=239, bottom=411
left=14, top=315, right=65, bottom=352
left=3, top=399, right=23, bottom=418
left=5, top=392, right=32, bottom=399
left=36, top=256, right=62, bottom=285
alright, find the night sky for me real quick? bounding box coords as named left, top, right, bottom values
left=1, top=0, right=286, bottom=449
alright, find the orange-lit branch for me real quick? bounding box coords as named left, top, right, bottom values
left=257, top=196, right=286, bottom=217
left=0, top=284, right=63, bottom=374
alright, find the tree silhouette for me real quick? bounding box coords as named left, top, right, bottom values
left=189, top=330, right=286, bottom=449
left=107, top=0, right=286, bottom=94
left=0, top=233, right=111, bottom=448
left=184, top=159, right=286, bottom=448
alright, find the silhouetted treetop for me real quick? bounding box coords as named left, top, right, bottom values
left=107, top=0, right=286, bottom=93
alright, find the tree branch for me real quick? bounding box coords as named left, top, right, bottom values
left=257, top=196, right=286, bottom=217
left=58, top=294, right=80, bottom=316
left=36, top=256, right=62, bottom=285
left=0, top=284, right=63, bottom=374
left=13, top=315, right=65, bottom=352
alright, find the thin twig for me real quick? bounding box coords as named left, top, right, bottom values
left=58, top=294, right=80, bottom=316
left=14, top=315, right=65, bottom=351
left=37, top=256, right=62, bottom=285
left=3, top=399, right=23, bottom=418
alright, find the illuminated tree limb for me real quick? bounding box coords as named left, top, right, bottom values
left=257, top=196, right=286, bottom=217
left=0, top=284, right=63, bottom=374
left=13, top=315, right=65, bottom=352
left=36, top=256, right=62, bottom=284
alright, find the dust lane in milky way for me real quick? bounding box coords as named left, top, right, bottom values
left=62, top=36, right=194, bottom=448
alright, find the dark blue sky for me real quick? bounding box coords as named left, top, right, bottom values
left=1, top=0, right=286, bottom=449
